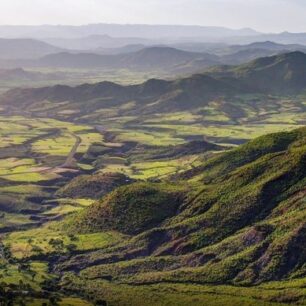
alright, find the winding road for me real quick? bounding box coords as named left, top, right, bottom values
left=60, top=132, right=82, bottom=168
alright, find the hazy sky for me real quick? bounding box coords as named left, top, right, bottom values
left=1, top=0, right=306, bottom=33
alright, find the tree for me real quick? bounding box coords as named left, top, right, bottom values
left=31, top=245, right=43, bottom=255
left=49, top=238, right=64, bottom=252
left=66, top=244, right=77, bottom=253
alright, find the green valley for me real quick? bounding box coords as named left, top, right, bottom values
left=0, top=51, right=305, bottom=305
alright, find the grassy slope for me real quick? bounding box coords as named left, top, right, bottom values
left=48, top=127, right=306, bottom=305
left=1, top=127, right=305, bottom=305
left=67, top=182, right=185, bottom=235
left=56, top=172, right=134, bottom=199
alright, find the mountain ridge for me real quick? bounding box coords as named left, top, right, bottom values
left=2, top=51, right=306, bottom=117
left=0, top=24, right=260, bottom=39
left=16, top=46, right=219, bottom=71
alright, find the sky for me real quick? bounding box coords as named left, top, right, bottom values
left=1, top=0, right=306, bottom=33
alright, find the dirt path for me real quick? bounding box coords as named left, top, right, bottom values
left=60, top=133, right=82, bottom=168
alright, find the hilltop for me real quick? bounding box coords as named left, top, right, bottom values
left=69, top=182, right=185, bottom=235
left=57, top=172, right=134, bottom=199
left=1, top=41, right=306, bottom=77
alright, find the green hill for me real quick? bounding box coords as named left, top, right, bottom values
left=68, top=182, right=185, bottom=235
left=59, top=127, right=306, bottom=288
left=57, top=172, right=134, bottom=199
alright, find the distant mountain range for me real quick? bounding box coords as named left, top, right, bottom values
left=1, top=40, right=305, bottom=75
left=3, top=24, right=306, bottom=46
left=95, top=44, right=148, bottom=55
left=0, top=24, right=259, bottom=40
left=42, top=35, right=152, bottom=50
left=33, top=47, right=220, bottom=71
left=0, top=38, right=63, bottom=59
left=221, top=41, right=306, bottom=54
left=2, top=51, right=306, bottom=117
left=227, top=31, right=306, bottom=45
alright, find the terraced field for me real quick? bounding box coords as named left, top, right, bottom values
left=0, top=116, right=105, bottom=230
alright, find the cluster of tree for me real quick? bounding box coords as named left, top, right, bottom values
left=0, top=282, right=62, bottom=306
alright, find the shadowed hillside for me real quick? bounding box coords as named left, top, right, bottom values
left=210, top=51, right=306, bottom=94
left=2, top=52, right=306, bottom=120
left=0, top=73, right=245, bottom=117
